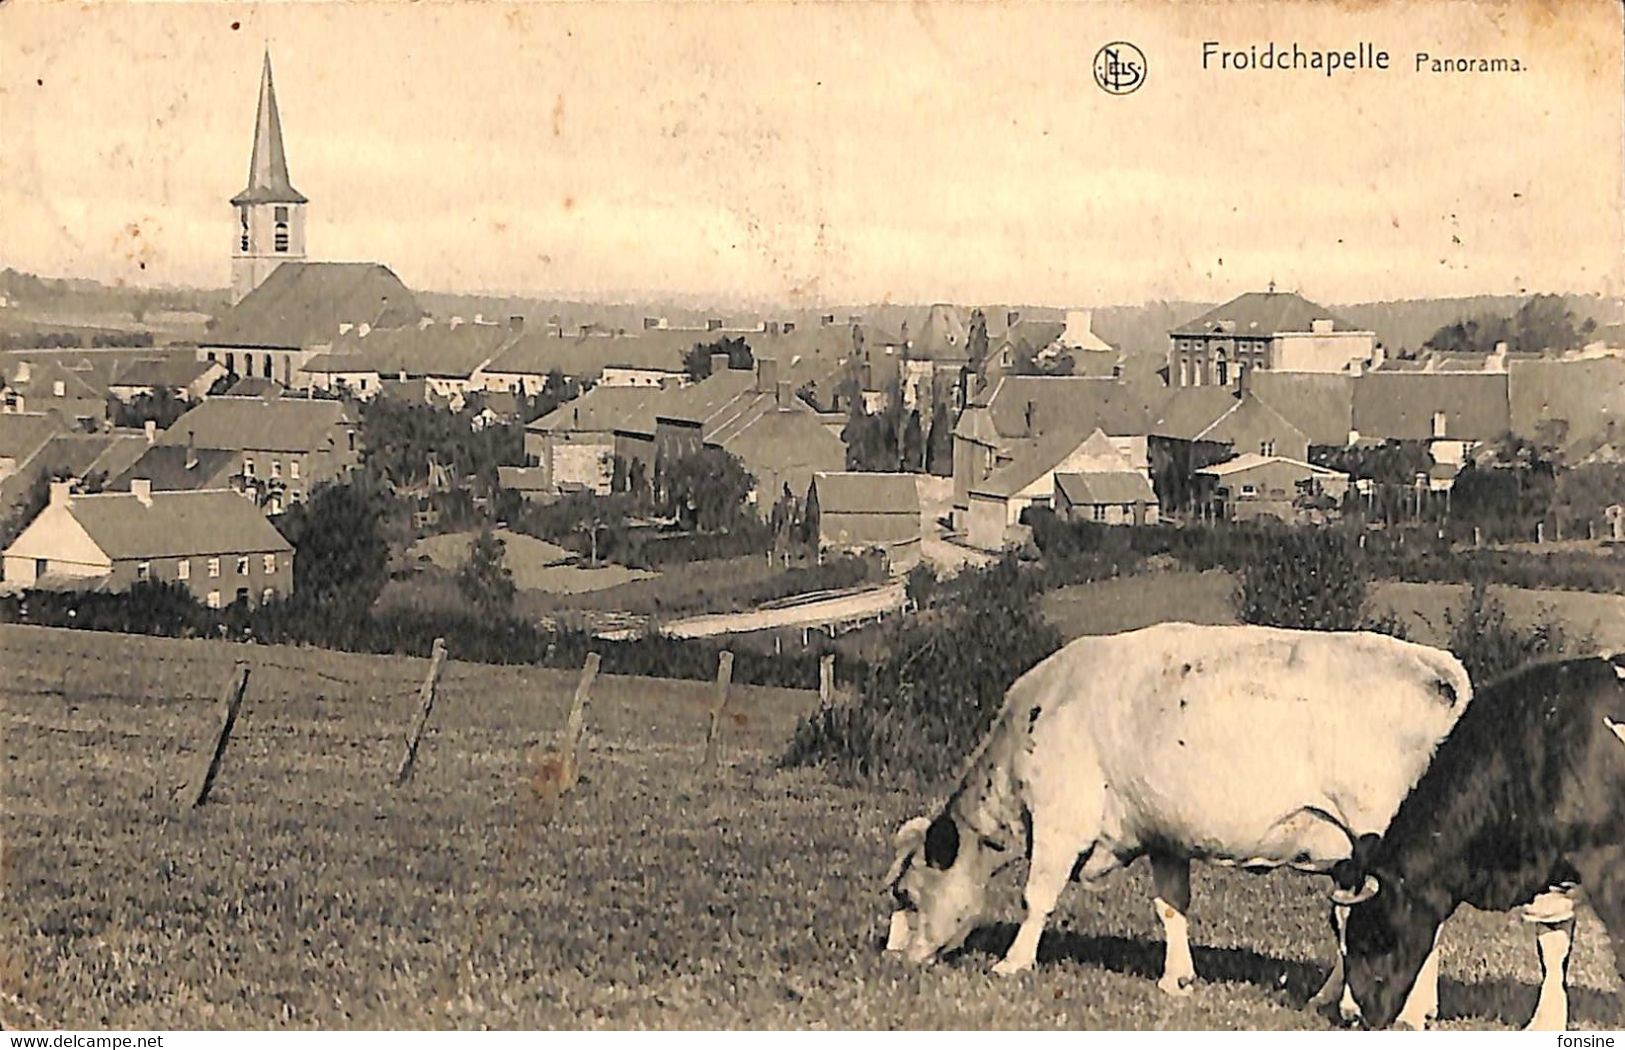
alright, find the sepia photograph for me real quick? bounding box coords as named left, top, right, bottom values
left=2, top=0, right=1624, bottom=1034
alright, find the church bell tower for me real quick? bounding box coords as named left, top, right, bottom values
left=230, top=51, right=307, bottom=304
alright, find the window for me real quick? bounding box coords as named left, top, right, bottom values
left=1092, top=504, right=1107, bottom=522
left=52, top=380, right=65, bottom=397
left=34, top=557, right=47, bottom=579
left=270, top=460, right=281, bottom=479
left=274, top=206, right=290, bottom=252
left=235, top=587, right=250, bottom=605
left=1241, top=484, right=1258, bottom=497
left=1260, top=440, right=1275, bottom=456
left=243, top=457, right=255, bottom=478
left=263, top=588, right=277, bottom=604
left=177, top=559, right=190, bottom=580
left=264, top=356, right=273, bottom=380
left=206, top=590, right=221, bottom=609
left=236, top=556, right=250, bottom=576
left=136, top=560, right=150, bottom=582
left=208, top=557, right=220, bottom=578
left=290, top=461, right=301, bottom=480
left=238, top=206, right=249, bottom=252
left=263, top=553, right=277, bottom=574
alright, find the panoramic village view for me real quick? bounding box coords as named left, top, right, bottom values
left=5, top=4, right=1625, bottom=1035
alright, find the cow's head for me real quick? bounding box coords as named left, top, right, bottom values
left=883, top=812, right=997, bottom=964
left=1329, top=834, right=1441, bottom=1029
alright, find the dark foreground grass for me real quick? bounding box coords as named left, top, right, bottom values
left=1, top=623, right=1618, bottom=1029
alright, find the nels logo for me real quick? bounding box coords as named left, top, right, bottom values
left=1093, top=41, right=1147, bottom=95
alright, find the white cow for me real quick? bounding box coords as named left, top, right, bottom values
left=884, top=622, right=1471, bottom=1026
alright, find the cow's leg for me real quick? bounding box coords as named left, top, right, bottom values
left=1307, top=904, right=1362, bottom=1023
left=1524, top=915, right=1577, bottom=1032
left=1394, top=927, right=1443, bottom=1030
left=1150, top=852, right=1195, bottom=996
left=992, top=828, right=1086, bottom=976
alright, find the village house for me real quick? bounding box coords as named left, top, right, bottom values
left=1, top=481, right=293, bottom=606
left=1351, top=371, right=1511, bottom=467
left=1169, top=287, right=1379, bottom=388
left=1054, top=467, right=1159, bottom=526
left=992, top=309, right=1122, bottom=380
left=107, top=357, right=227, bottom=403
left=154, top=397, right=358, bottom=513
left=1194, top=453, right=1352, bottom=524
left=0, top=358, right=110, bottom=430
left=303, top=317, right=516, bottom=408
left=475, top=326, right=693, bottom=394
left=951, top=375, right=1158, bottom=535
left=1152, top=380, right=1312, bottom=462
left=963, top=425, right=1155, bottom=549
left=112, top=442, right=242, bottom=495
left=806, top=471, right=922, bottom=573
left=525, top=385, right=663, bottom=495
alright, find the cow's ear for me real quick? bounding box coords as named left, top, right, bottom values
left=924, top=815, right=960, bottom=870
left=884, top=816, right=932, bottom=885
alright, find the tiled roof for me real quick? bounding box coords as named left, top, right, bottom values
left=486, top=330, right=697, bottom=378
left=110, top=358, right=221, bottom=389
left=114, top=446, right=240, bottom=491
left=206, top=262, right=421, bottom=350
left=971, top=424, right=1127, bottom=499
left=157, top=397, right=354, bottom=454
left=333, top=321, right=512, bottom=378
left=225, top=377, right=286, bottom=399
left=717, top=408, right=846, bottom=494
left=981, top=376, right=1156, bottom=439
left=1172, top=291, right=1362, bottom=338
left=529, top=386, right=662, bottom=436
left=1152, top=387, right=1249, bottom=440
left=1246, top=372, right=1355, bottom=447
left=1508, top=357, right=1625, bottom=449
left=1054, top=470, right=1156, bottom=505
left=1196, top=452, right=1347, bottom=478
left=813, top=472, right=920, bottom=515
left=2, top=358, right=105, bottom=400
left=1352, top=373, right=1511, bottom=442
left=911, top=304, right=970, bottom=361
left=60, top=489, right=291, bottom=559
left=0, top=412, right=63, bottom=462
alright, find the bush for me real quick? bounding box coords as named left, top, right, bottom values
left=783, top=554, right=1062, bottom=781
left=1235, top=528, right=1368, bottom=631
left=1444, top=578, right=1590, bottom=685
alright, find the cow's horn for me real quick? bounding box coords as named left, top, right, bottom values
left=1330, top=875, right=1380, bottom=906
left=883, top=816, right=932, bottom=887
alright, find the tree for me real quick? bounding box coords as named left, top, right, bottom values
left=682, top=336, right=753, bottom=381
left=274, top=482, right=392, bottom=623
left=1426, top=294, right=1598, bottom=354
left=659, top=446, right=755, bottom=531
left=458, top=527, right=516, bottom=615
left=1235, top=529, right=1368, bottom=631
left=966, top=309, right=990, bottom=372
left=924, top=397, right=954, bottom=476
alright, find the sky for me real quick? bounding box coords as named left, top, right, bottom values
left=3, top=0, right=1622, bottom=308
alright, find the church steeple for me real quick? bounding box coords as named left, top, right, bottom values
left=232, top=52, right=306, bottom=206
left=230, top=51, right=307, bottom=304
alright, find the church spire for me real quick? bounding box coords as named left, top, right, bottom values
left=231, top=51, right=306, bottom=206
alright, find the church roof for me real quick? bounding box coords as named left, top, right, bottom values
left=205, top=262, right=422, bottom=350
left=231, top=52, right=307, bottom=206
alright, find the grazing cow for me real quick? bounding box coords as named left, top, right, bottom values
left=1329, top=653, right=1625, bottom=1031
left=884, top=622, right=1471, bottom=1022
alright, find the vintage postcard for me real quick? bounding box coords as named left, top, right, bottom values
left=2, top=0, right=1623, bottom=1035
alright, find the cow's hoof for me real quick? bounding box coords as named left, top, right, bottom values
left=1157, top=973, right=1195, bottom=997
left=991, top=958, right=1031, bottom=977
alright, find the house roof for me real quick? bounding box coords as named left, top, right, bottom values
left=486, top=329, right=696, bottom=378
left=812, top=472, right=920, bottom=515
left=1151, top=387, right=1244, bottom=440
left=497, top=465, right=550, bottom=492
left=231, top=52, right=306, bottom=206
left=157, top=397, right=354, bottom=454
left=57, top=489, right=292, bottom=559
left=910, top=304, right=970, bottom=361
left=1352, top=372, right=1511, bottom=442
left=225, top=376, right=286, bottom=399
left=332, top=321, right=513, bottom=378
left=971, top=423, right=1127, bottom=499
left=206, top=262, right=422, bottom=350
left=1, top=358, right=105, bottom=401
left=979, top=375, right=1157, bottom=439
left=1002, top=319, right=1067, bottom=355
left=114, top=446, right=240, bottom=492
left=1246, top=372, right=1355, bottom=447
left=110, top=357, right=221, bottom=390
left=1196, top=452, right=1348, bottom=478
left=1054, top=470, right=1156, bottom=505
left=528, top=385, right=661, bottom=435
left=1172, top=291, right=1362, bottom=338
left=1508, top=357, right=1625, bottom=449
left=0, top=412, right=63, bottom=463
left=716, top=407, right=846, bottom=494
left=652, top=366, right=760, bottom=428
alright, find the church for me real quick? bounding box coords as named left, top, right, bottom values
left=199, top=53, right=421, bottom=387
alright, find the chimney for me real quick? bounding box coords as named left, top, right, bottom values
left=1235, top=363, right=1251, bottom=398
left=1007, top=310, right=1021, bottom=328
left=782, top=321, right=796, bottom=335
left=820, top=314, right=836, bottom=326
left=776, top=379, right=793, bottom=411
left=450, top=316, right=464, bottom=329
left=14, top=362, right=29, bottom=384
left=710, top=351, right=732, bottom=376
left=131, top=478, right=151, bottom=506
left=1024, top=399, right=1036, bottom=435
left=1348, top=359, right=1364, bottom=379
left=143, top=419, right=157, bottom=444
left=756, top=357, right=779, bottom=394
left=186, top=430, right=197, bottom=471
left=357, top=323, right=371, bottom=337
left=643, top=316, right=661, bottom=330
left=766, top=321, right=782, bottom=336
left=475, top=313, right=488, bottom=325
left=48, top=480, right=71, bottom=506
left=707, top=318, right=723, bottom=331
left=509, top=315, right=525, bottom=335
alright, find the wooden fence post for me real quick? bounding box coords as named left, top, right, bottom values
left=395, top=638, right=448, bottom=786
left=819, top=653, right=835, bottom=705
left=187, top=662, right=250, bottom=809
left=697, top=651, right=735, bottom=774
left=560, top=652, right=600, bottom=790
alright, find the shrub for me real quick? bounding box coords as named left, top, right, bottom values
left=1444, top=578, right=1591, bottom=685
left=783, top=554, right=1062, bottom=781
left=1235, top=528, right=1368, bottom=631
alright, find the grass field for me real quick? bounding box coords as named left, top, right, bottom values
left=2, top=623, right=1621, bottom=1029
left=408, top=530, right=655, bottom=595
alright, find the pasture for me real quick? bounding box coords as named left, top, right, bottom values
left=3, top=624, right=1621, bottom=1029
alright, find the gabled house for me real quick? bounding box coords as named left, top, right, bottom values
left=305, top=317, right=517, bottom=407
left=0, top=358, right=109, bottom=429
left=156, top=397, right=358, bottom=512
left=526, top=385, right=663, bottom=495
left=807, top=471, right=922, bottom=573
left=965, top=427, right=1151, bottom=550
left=1152, top=383, right=1311, bottom=462
left=1, top=481, right=293, bottom=606
left=1352, top=372, right=1511, bottom=466
left=951, top=375, right=1157, bottom=532
left=1195, top=453, right=1351, bottom=524
left=108, top=358, right=227, bottom=403
left=199, top=261, right=423, bottom=385
left=112, top=444, right=242, bottom=494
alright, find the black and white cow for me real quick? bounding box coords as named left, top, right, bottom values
left=1330, top=653, right=1625, bottom=1031
left=884, top=622, right=1472, bottom=1021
